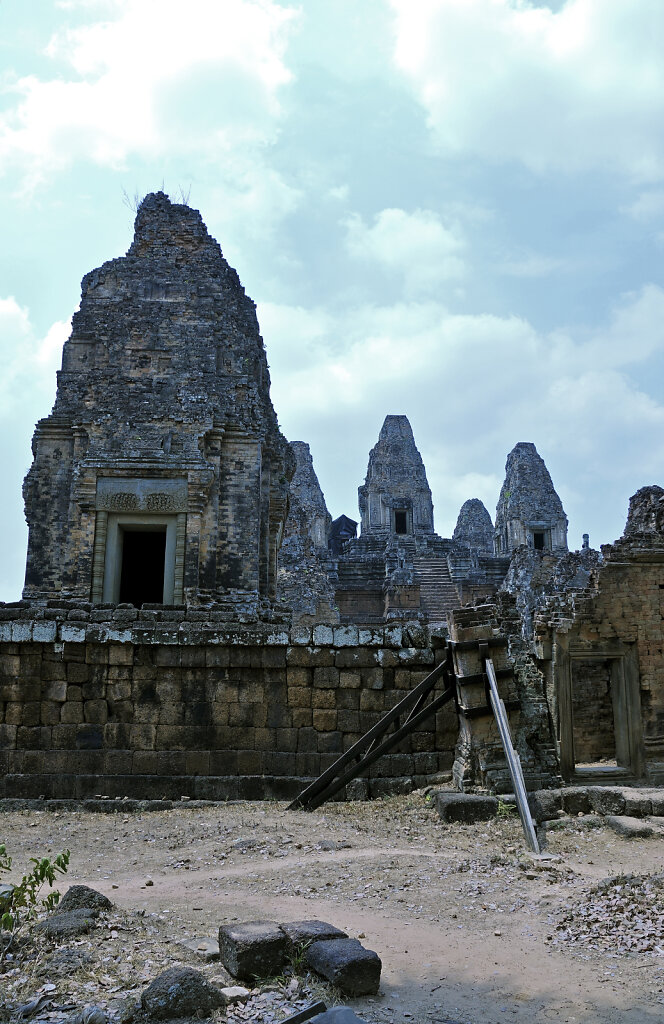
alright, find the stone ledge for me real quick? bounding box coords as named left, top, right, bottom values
left=0, top=616, right=439, bottom=651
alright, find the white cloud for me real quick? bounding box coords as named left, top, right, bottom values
left=0, top=0, right=297, bottom=189
left=0, top=301, right=69, bottom=602
left=261, top=282, right=664, bottom=541
left=0, top=299, right=68, bottom=412
left=344, top=208, right=466, bottom=295
left=389, top=0, right=664, bottom=180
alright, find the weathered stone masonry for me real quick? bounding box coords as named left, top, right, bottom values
left=0, top=614, right=455, bottom=800
left=22, top=192, right=293, bottom=614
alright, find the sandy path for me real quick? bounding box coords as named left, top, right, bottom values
left=3, top=794, right=664, bottom=1022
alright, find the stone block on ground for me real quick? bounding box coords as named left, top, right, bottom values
left=527, top=788, right=561, bottom=822
left=605, top=815, right=655, bottom=838
left=587, top=787, right=626, bottom=816
left=305, top=938, right=381, bottom=996
left=434, top=791, right=498, bottom=823
left=561, top=787, right=591, bottom=816
left=623, top=792, right=653, bottom=817
left=56, top=885, right=113, bottom=914
left=280, top=920, right=348, bottom=948
left=141, top=966, right=225, bottom=1020
left=35, top=908, right=98, bottom=938
left=218, top=920, right=288, bottom=981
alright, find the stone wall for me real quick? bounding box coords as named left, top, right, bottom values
left=528, top=487, right=664, bottom=783
left=0, top=610, right=455, bottom=800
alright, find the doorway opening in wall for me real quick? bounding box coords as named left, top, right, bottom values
left=533, top=531, right=545, bottom=550
left=571, top=659, right=619, bottom=770
left=394, top=510, right=408, bottom=535
left=119, top=527, right=167, bottom=605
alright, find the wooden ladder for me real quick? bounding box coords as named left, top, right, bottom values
left=288, top=650, right=457, bottom=811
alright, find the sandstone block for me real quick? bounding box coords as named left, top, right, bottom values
left=606, top=815, right=655, bottom=838
left=528, top=788, right=562, bottom=822
left=218, top=921, right=288, bottom=981
left=587, top=786, right=626, bottom=816
left=623, top=792, right=653, bottom=817
left=311, top=688, right=336, bottom=710
left=313, top=667, right=339, bottom=688
left=561, top=786, right=591, bottom=816
left=280, top=920, right=347, bottom=948
left=291, top=708, right=312, bottom=728
left=305, top=937, right=381, bottom=996
left=287, top=667, right=313, bottom=688
left=312, top=625, right=334, bottom=645
left=434, top=791, right=498, bottom=823
left=40, top=701, right=61, bottom=725
left=313, top=710, right=337, bottom=732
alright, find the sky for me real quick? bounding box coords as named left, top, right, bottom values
left=1, top=0, right=664, bottom=601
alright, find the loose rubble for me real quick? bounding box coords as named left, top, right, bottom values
left=554, top=873, right=664, bottom=954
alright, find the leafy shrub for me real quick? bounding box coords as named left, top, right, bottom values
left=0, top=843, right=70, bottom=962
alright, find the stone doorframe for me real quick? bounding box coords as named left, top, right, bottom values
left=91, top=477, right=187, bottom=605
left=554, top=636, right=645, bottom=781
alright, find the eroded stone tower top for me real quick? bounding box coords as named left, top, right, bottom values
left=282, top=442, right=331, bottom=552
left=358, top=415, right=434, bottom=537
left=620, top=485, right=664, bottom=543
left=23, top=192, right=293, bottom=612
left=494, top=442, right=567, bottom=554
left=453, top=498, right=494, bottom=554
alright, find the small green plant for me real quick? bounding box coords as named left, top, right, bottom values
left=289, top=939, right=311, bottom=973
left=0, top=843, right=70, bottom=962
left=496, top=799, right=517, bottom=819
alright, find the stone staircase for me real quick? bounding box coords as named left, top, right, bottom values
left=414, top=556, right=462, bottom=621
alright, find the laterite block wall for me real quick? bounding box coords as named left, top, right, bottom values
left=0, top=615, right=455, bottom=800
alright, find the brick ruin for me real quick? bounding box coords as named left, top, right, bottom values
left=2, top=192, right=664, bottom=799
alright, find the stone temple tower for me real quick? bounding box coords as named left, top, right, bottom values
left=494, top=442, right=568, bottom=555
left=358, top=415, right=435, bottom=538
left=452, top=499, right=494, bottom=555
left=22, top=192, right=294, bottom=611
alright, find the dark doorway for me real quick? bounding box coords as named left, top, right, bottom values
left=394, top=510, right=408, bottom=535
left=571, top=659, right=618, bottom=768
left=119, top=528, right=166, bottom=606
left=533, top=531, right=545, bottom=550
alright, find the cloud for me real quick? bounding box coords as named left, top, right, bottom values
left=0, top=0, right=297, bottom=190
left=389, top=0, right=664, bottom=180
left=344, top=207, right=466, bottom=295
left=0, top=299, right=67, bottom=412
left=0, top=300, right=69, bottom=602
left=260, top=282, right=664, bottom=542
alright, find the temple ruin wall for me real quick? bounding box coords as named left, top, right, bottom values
left=0, top=614, right=456, bottom=801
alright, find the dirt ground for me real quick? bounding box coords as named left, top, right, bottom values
left=3, top=792, right=664, bottom=1023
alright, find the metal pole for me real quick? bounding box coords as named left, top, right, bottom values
left=485, top=657, right=540, bottom=853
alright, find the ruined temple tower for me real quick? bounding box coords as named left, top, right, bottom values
left=452, top=499, right=494, bottom=554
left=277, top=442, right=338, bottom=623
left=358, top=415, right=435, bottom=538
left=494, top=442, right=568, bottom=555
left=22, top=192, right=293, bottom=611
